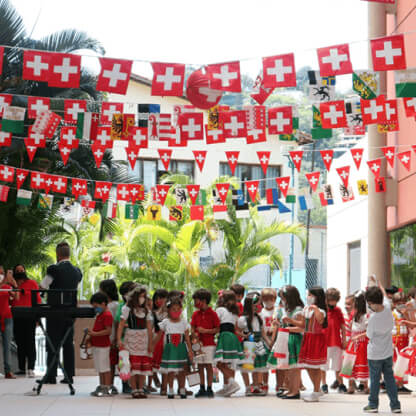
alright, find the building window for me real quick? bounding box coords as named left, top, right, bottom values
left=348, top=241, right=361, bottom=294
left=219, top=162, right=281, bottom=199
left=129, top=159, right=194, bottom=191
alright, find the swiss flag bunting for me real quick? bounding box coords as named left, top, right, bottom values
left=96, top=57, right=132, bottom=95
left=31, top=172, right=45, bottom=190
left=125, top=145, right=140, bottom=170
left=116, top=183, right=131, bottom=202
left=64, top=99, right=86, bottom=124
left=246, top=128, right=266, bottom=144
left=397, top=151, right=411, bottom=171
left=0, top=185, right=9, bottom=202
left=129, top=184, right=144, bottom=204
left=289, top=151, right=303, bottom=172
left=22, top=51, right=50, bottom=82
left=27, top=97, right=50, bottom=119
left=262, top=53, right=296, bottom=88
left=179, top=113, right=203, bottom=141
left=257, top=151, right=270, bottom=175
left=59, top=142, right=72, bottom=165
left=43, top=175, right=53, bottom=195
left=276, top=176, right=290, bottom=198
left=72, top=178, right=87, bottom=199
left=48, top=52, right=81, bottom=88
left=206, top=61, right=241, bottom=92
left=403, top=97, right=416, bottom=118
left=246, top=180, right=259, bottom=202
left=94, top=181, right=112, bottom=202
left=186, top=184, right=200, bottom=205
left=350, top=148, right=364, bottom=170
left=317, top=44, right=353, bottom=76
left=100, top=102, right=123, bottom=125
left=320, top=101, right=347, bottom=128
left=158, top=149, right=172, bottom=171
left=225, top=151, right=239, bottom=175
left=156, top=184, right=170, bottom=205
left=221, top=111, right=247, bottom=138
left=52, top=175, right=67, bottom=194
left=0, top=165, right=14, bottom=183
left=60, top=126, right=79, bottom=148
left=361, top=97, right=386, bottom=125
left=0, top=94, right=12, bottom=117
left=26, top=127, right=46, bottom=148
left=382, top=146, right=395, bottom=168
left=0, top=131, right=12, bottom=147
left=336, top=166, right=351, bottom=188
left=151, top=62, right=185, bottom=96
left=250, top=75, right=273, bottom=105
left=129, top=127, right=148, bottom=148
left=193, top=150, right=207, bottom=172
left=371, top=34, right=406, bottom=71
left=305, top=171, right=321, bottom=192
left=24, top=139, right=38, bottom=163
left=16, top=169, right=28, bottom=190
left=367, top=159, right=382, bottom=178
left=320, top=150, right=334, bottom=171
left=268, top=106, right=293, bottom=135
left=91, top=142, right=106, bottom=168
left=205, top=126, right=225, bottom=144
left=95, top=126, right=113, bottom=149
left=215, top=183, right=230, bottom=204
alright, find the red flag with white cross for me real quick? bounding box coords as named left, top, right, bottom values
left=320, top=150, right=334, bottom=171
left=60, top=126, right=79, bottom=149
left=26, top=127, right=46, bottom=148
left=403, top=97, right=416, bottom=118
left=156, top=184, right=170, bottom=205
left=125, top=145, right=140, bottom=170
left=361, top=97, right=387, bottom=125
left=317, top=44, right=353, bottom=76
left=0, top=131, right=11, bottom=147
left=193, top=150, right=207, bottom=172
left=52, top=175, right=68, bottom=194
left=129, top=127, right=148, bottom=148
left=64, top=99, right=86, bottom=124
left=117, top=184, right=131, bottom=202
left=367, top=159, right=382, bottom=178
left=206, top=61, right=241, bottom=93
left=91, top=142, right=106, bottom=169
left=100, top=102, right=123, bottom=125
left=94, top=181, right=112, bottom=202
left=16, top=169, right=28, bottom=190
left=24, top=140, right=38, bottom=163
left=129, top=184, right=144, bottom=203
left=27, top=97, right=50, bottom=119
left=43, top=175, right=53, bottom=195
left=262, top=53, right=296, bottom=88
left=205, top=126, right=225, bottom=144
left=350, top=148, right=364, bottom=170
left=371, top=34, right=406, bottom=71
left=59, top=142, right=72, bottom=166
left=246, top=127, right=266, bottom=144
left=186, top=184, right=200, bottom=205
left=268, top=106, right=293, bottom=135
left=179, top=113, right=203, bottom=141
left=225, top=151, right=239, bottom=175
left=151, top=62, right=185, bottom=96
left=397, top=151, right=411, bottom=171
left=289, top=151, right=303, bottom=172
left=95, top=126, right=112, bottom=149
left=305, top=172, right=321, bottom=192
left=72, top=178, right=87, bottom=199
left=31, top=171, right=45, bottom=190
left=0, top=94, right=12, bottom=117
left=336, top=166, right=351, bottom=188
left=96, top=58, right=132, bottom=95
left=48, top=52, right=81, bottom=88
left=158, top=149, right=172, bottom=171
left=246, top=180, right=259, bottom=202
left=0, top=165, right=14, bottom=182
left=220, top=111, right=247, bottom=138
left=257, top=151, right=270, bottom=175
left=320, top=101, right=347, bottom=128
left=276, top=176, right=290, bottom=198
left=22, top=51, right=50, bottom=82
left=215, top=183, right=230, bottom=204
left=190, top=205, right=204, bottom=221
left=382, top=146, right=395, bottom=168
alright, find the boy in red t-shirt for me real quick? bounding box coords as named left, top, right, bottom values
left=191, top=289, right=220, bottom=398
left=88, top=292, right=113, bottom=397
left=321, top=288, right=347, bottom=394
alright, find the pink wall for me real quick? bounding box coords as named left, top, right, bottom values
left=386, top=0, right=416, bottom=231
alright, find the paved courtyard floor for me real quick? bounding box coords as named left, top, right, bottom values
left=2, top=374, right=416, bottom=416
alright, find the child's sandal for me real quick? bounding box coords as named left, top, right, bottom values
left=132, top=390, right=141, bottom=399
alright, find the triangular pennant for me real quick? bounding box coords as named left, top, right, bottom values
left=289, top=151, right=303, bottom=172
left=156, top=184, right=170, bottom=205
left=24, top=139, right=37, bottom=163
left=225, top=151, right=239, bottom=175
left=91, top=142, right=106, bottom=169
left=397, top=150, right=411, bottom=171
left=350, top=148, right=364, bottom=170
left=125, top=145, right=140, bottom=170
left=186, top=184, right=200, bottom=205
left=129, top=184, right=144, bottom=204
left=257, top=151, right=270, bottom=175
left=245, top=180, right=259, bottom=202
left=382, top=146, right=395, bottom=168
left=158, top=149, right=172, bottom=171
left=192, top=150, right=207, bottom=172
left=367, top=159, right=382, bottom=178
left=336, top=166, right=351, bottom=188
left=16, top=169, right=28, bottom=190
left=59, top=142, right=72, bottom=166
left=320, top=150, right=334, bottom=171
left=305, top=171, right=321, bottom=192
left=215, top=183, right=230, bottom=204
left=275, top=176, right=291, bottom=198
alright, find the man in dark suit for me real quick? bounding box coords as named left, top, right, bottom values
left=40, top=242, right=82, bottom=384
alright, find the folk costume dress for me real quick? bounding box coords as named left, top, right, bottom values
left=214, top=307, right=244, bottom=368
left=159, top=318, right=189, bottom=374
left=392, top=309, right=410, bottom=362
left=237, top=315, right=269, bottom=372
left=350, top=314, right=369, bottom=381
left=121, top=305, right=153, bottom=376
left=152, top=309, right=167, bottom=372
left=298, top=306, right=327, bottom=369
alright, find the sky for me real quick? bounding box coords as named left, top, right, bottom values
left=11, top=0, right=370, bottom=85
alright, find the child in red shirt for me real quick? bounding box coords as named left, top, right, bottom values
left=88, top=292, right=113, bottom=397
left=191, top=288, right=220, bottom=398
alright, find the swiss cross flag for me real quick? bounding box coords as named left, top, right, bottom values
left=117, top=183, right=131, bottom=202
left=367, top=159, right=382, bottom=178
left=94, top=181, right=112, bottom=202
left=16, top=169, right=28, bottom=190
left=289, top=151, right=303, bottom=172
left=205, top=126, right=225, bottom=144
left=43, top=175, right=54, bottom=195
left=26, top=128, right=46, bottom=148
left=129, top=127, right=148, bottom=148
left=350, top=148, right=364, bottom=170
left=193, top=150, right=207, bottom=172
left=186, top=184, right=200, bottom=205
left=206, top=61, right=241, bottom=93
left=91, top=142, right=106, bottom=169
left=190, top=205, right=204, bottom=221
left=59, top=142, right=72, bottom=165
left=215, top=183, right=230, bottom=204
left=336, top=166, right=351, bottom=188
left=48, top=52, right=81, bottom=88
left=158, top=149, right=172, bottom=171
left=156, top=184, right=170, bottom=205
left=95, top=126, right=112, bottom=149
left=225, top=151, right=239, bottom=175
left=60, top=126, right=79, bottom=149
left=305, top=171, right=321, bottom=192
left=384, top=99, right=399, bottom=125
left=257, top=151, right=270, bottom=175
left=262, top=53, right=296, bottom=88
left=72, top=178, right=87, bottom=199
left=246, top=180, right=259, bottom=202
left=317, top=44, right=353, bottom=76
left=246, top=128, right=266, bottom=144
left=24, top=140, right=38, bottom=163
left=179, top=113, right=203, bottom=141
left=30, top=172, right=45, bottom=190
left=382, top=146, right=396, bottom=168
left=0, top=165, right=14, bottom=182
left=398, top=150, right=411, bottom=171
left=22, top=51, right=50, bottom=82
left=151, top=62, right=185, bottom=96
left=64, top=99, right=86, bottom=124
left=220, top=111, right=247, bottom=138
left=371, top=34, right=406, bottom=71
left=100, top=102, right=123, bottom=125
left=52, top=175, right=68, bottom=194
left=81, top=200, right=96, bottom=213
left=129, top=184, right=144, bottom=204
left=268, top=106, right=293, bottom=135
left=168, top=126, right=188, bottom=147
left=361, top=97, right=386, bottom=125
left=96, top=57, right=132, bottom=95
left=403, top=97, right=416, bottom=118
left=276, top=176, right=290, bottom=198
left=320, top=150, right=334, bottom=171
left=125, top=145, right=140, bottom=170
left=320, top=101, right=347, bottom=128
left=0, top=131, right=11, bottom=147
left=27, top=97, right=50, bottom=119
left=0, top=94, right=12, bottom=117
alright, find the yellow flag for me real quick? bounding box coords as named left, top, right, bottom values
left=111, top=113, right=123, bottom=140
left=146, top=205, right=161, bottom=221
left=357, top=180, right=368, bottom=196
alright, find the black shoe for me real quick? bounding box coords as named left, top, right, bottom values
left=206, top=387, right=214, bottom=398
left=122, top=382, right=132, bottom=394
left=195, top=387, right=207, bottom=398
left=398, top=386, right=412, bottom=394
left=338, top=383, right=347, bottom=393
left=60, top=378, right=73, bottom=384
left=180, top=393, right=187, bottom=399
left=15, top=370, right=26, bottom=376
left=357, top=383, right=365, bottom=392
left=321, top=384, right=329, bottom=394
left=37, top=378, right=56, bottom=384
left=276, top=389, right=286, bottom=397
left=330, top=380, right=340, bottom=389
left=168, top=393, right=174, bottom=399
left=281, top=393, right=300, bottom=400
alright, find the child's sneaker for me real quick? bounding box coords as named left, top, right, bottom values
left=330, top=380, right=340, bottom=389
left=362, top=405, right=378, bottom=413
left=90, top=386, right=102, bottom=397
left=391, top=408, right=402, bottom=414
left=195, top=386, right=207, bottom=398
left=338, top=383, right=347, bottom=393
left=179, top=388, right=187, bottom=399
left=109, top=385, right=119, bottom=395
left=216, top=385, right=228, bottom=396
left=303, top=392, right=320, bottom=402
left=224, top=380, right=240, bottom=397
left=321, top=384, right=329, bottom=394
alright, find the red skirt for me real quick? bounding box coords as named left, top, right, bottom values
left=152, top=331, right=165, bottom=371
left=298, top=333, right=327, bottom=368
left=351, top=338, right=369, bottom=381
left=130, top=355, right=152, bottom=375
left=393, top=335, right=409, bottom=362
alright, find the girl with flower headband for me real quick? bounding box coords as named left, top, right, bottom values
left=117, top=285, right=153, bottom=399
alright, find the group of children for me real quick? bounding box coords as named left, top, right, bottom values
left=85, top=279, right=416, bottom=412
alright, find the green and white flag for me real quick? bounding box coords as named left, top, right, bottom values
left=353, top=70, right=379, bottom=100
left=395, top=69, right=416, bottom=97
left=16, top=189, right=32, bottom=206
left=2, top=106, right=25, bottom=134
left=104, top=201, right=117, bottom=218
left=76, top=112, right=99, bottom=141
left=38, top=193, right=53, bottom=210
left=125, top=203, right=139, bottom=220
left=285, top=188, right=296, bottom=204
left=195, top=189, right=207, bottom=206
